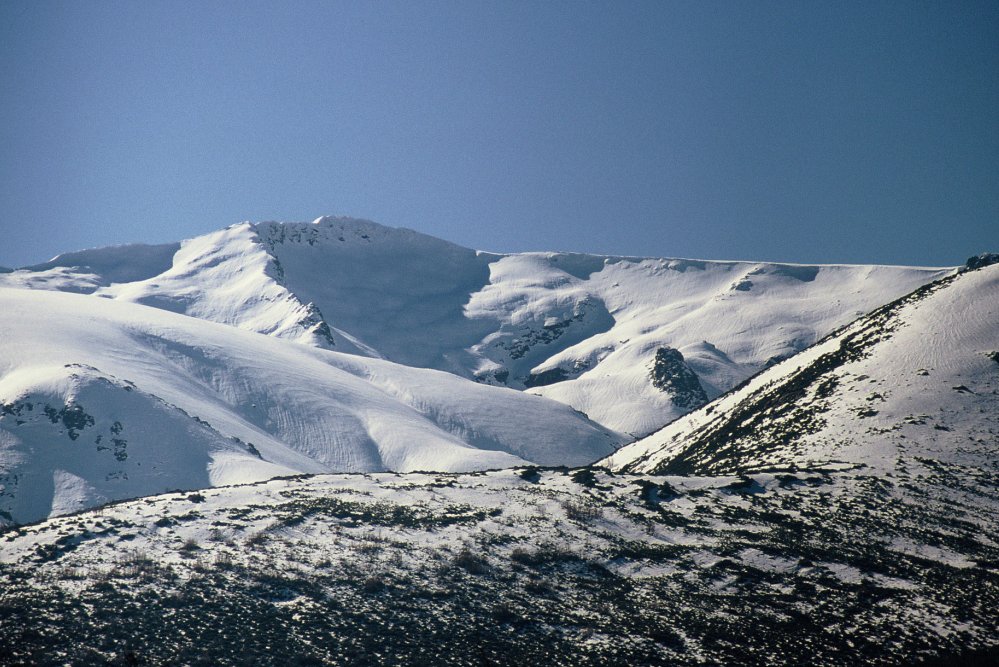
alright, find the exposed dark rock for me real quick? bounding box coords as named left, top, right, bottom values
left=300, top=302, right=336, bottom=348
left=962, top=253, right=999, bottom=272
left=649, top=347, right=709, bottom=410
left=41, top=403, right=96, bottom=440
left=112, top=438, right=128, bottom=461
left=475, top=369, right=511, bottom=385
left=497, top=297, right=614, bottom=366
left=504, top=318, right=577, bottom=360
left=765, top=354, right=788, bottom=368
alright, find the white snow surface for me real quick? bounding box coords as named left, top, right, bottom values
left=0, top=287, right=620, bottom=525
left=0, top=216, right=952, bottom=436
left=604, top=263, right=999, bottom=473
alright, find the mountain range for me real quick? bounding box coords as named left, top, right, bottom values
left=1, top=218, right=996, bottom=665
left=2, top=217, right=950, bottom=435
left=0, top=217, right=952, bottom=525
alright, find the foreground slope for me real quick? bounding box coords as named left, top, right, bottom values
left=1, top=464, right=995, bottom=665
left=1, top=217, right=951, bottom=435
left=604, top=258, right=999, bottom=474
left=0, top=288, right=619, bottom=525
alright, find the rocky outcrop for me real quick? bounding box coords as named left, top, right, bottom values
left=963, top=252, right=999, bottom=272
left=649, top=347, right=708, bottom=410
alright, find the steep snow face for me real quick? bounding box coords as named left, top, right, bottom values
left=255, top=218, right=498, bottom=370
left=95, top=224, right=338, bottom=350
left=0, top=288, right=620, bottom=525
left=604, top=263, right=999, bottom=475
left=1, top=217, right=952, bottom=436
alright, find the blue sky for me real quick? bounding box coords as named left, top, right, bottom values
left=1, top=0, right=996, bottom=267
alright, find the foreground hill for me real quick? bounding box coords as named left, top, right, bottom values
left=0, top=216, right=951, bottom=436
left=1, top=464, right=995, bottom=665
left=0, top=287, right=619, bottom=526
left=603, top=257, right=999, bottom=475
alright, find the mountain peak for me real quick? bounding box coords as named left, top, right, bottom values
left=249, top=216, right=474, bottom=257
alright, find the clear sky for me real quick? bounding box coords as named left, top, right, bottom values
left=1, top=0, right=996, bottom=268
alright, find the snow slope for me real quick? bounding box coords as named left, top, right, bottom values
left=0, top=216, right=953, bottom=436
left=0, top=288, right=620, bottom=525
left=604, top=259, right=999, bottom=475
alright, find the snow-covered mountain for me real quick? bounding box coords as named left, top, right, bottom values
left=604, top=256, right=999, bottom=475
left=1, top=218, right=995, bottom=665
left=0, top=287, right=619, bottom=525
left=0, top=216, right=952, bottom=436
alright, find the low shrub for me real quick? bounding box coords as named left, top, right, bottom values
left=453, top=548, right=489, bottom=575
left=562, top=498, right=603, bottom=522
